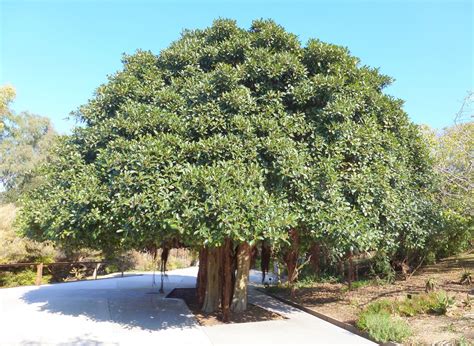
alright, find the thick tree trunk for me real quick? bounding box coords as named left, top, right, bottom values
left=231, top=242, right=251, bottom=313
left=196, top=247, right=208, bottom=308
left=202, top=247, right=221, bottom=313
left=309, top=243, right=321, bottom=276
left=221, top=238, right=233, bottom=322
left=284, top=229, right=299, bottom=297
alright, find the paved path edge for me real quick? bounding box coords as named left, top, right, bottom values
left=256, top=287, right=389, bottom=345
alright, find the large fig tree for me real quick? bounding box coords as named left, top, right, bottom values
left=18, top=19, right=437, bottom=318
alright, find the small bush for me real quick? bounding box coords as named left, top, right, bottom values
left=0, top=269, right=52, bottom=287
left=357, top=311, right=412, bottom=343
left=460, top=270, right=472, bottom=285
left=425, top=277, right=437, bottom=292
left=397, top=294, right=432, bottom=316
left=431, top=290, right=455, bottom=314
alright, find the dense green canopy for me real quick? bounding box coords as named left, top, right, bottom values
left=18, top=19, right=437, bottom=260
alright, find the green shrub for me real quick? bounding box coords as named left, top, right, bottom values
left=0, top=269, right=52, bottom=287
left=430, top=290, right=455, bottom=314
left=357, top=311, right=412, bottom=343
left=397, top=291, right=455, bottom=316
left=370, top=252, right=396, bottom=284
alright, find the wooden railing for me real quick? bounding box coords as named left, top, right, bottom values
left=0, top=261, right=106, bottom=286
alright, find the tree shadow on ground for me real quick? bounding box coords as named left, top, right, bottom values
left=20, top=273, right=199, bottom=332
left=20, top=335, right=112, bottom=346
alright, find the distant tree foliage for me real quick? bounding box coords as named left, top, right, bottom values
left=420, top=92, right=473, bottom=257
left=0, top=85, right=57, bottom=203
left=18, top=19, right=440, bottom=312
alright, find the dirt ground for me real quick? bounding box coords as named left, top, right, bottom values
left=270, top=253, right=474, bottom=345
left=167, top=287, right=285, bottom=326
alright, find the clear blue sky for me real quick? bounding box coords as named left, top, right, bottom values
left=1, top=0, right=472, bottom=134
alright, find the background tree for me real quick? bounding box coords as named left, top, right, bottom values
left=421, top=92, right=473, bottom=258
left=0, top=86, right=58, bottom=266
left=0, top=85, right=57, bottom=203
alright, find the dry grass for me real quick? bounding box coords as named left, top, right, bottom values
left=130, top=248, right=197, bottom=271
left=0, top=203, right=16, bottom=230
left=0, top=204, right=56, bottom=264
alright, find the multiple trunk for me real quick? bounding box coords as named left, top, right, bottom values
left=195, top=234, right=364, bottom=319
left=198, top=240, right=252, bottom=317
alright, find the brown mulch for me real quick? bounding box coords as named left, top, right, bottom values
left=167, top=287, right=285, bottom=326
left=270, top=252, right=474, bottom=344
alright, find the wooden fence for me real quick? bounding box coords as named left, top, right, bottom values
left=0, top=261, right=106, bottom=286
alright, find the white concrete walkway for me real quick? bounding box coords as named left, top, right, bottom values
left=0, top=267, right=375, bottom=345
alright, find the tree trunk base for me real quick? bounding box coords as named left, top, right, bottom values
left=231, top=242, right=251, bottom=313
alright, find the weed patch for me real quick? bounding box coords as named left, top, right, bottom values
left=357, top=311, right=412, bottom=343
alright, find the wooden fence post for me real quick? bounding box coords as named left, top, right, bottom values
left=93, top=263, right=101, bottom=280
left=35, top=263, right=44, bottom=286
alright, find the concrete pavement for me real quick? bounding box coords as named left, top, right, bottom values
left=0, top=267, right=375, bottom=345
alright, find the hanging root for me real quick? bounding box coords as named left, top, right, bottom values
left=261, top=241, right=271, bottom=284
left=160, top=246, right=170, bottom=293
